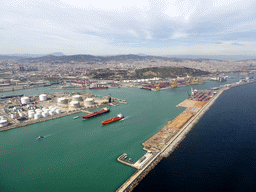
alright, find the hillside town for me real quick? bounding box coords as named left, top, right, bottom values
left=0, top=54, right=256, bottom=92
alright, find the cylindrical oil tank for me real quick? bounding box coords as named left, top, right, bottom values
left=34, top=114, right=40, bottom=119
left=21, top=96, right=30, bottom=104
left=52, top=107, right=56, bottom=112
left=26, top=104, right=32, bottom=108
left=36, top=111, right=42, bottom=116
left=0, top=119, right=8, bottom=127
left=39, top=94, right=47, bottom=101
left=10, top=113, right=16, bottom=119
left=55, top=109, right=61, bottom=114
left=42, top=108, right=47, bottom=111
left=72, top=95, right=83, bottom=101
left=28, top=111, right=35, bottom=118
left=49, top=111, right=55, bottom=116
left=58, top=98, right=68, bottom=104
left=69, top=101, right=80, bottom=109
left=19, top=112, right=25, bottom=118
left=84, top=98, right=94, bottom=105
left=42, top=112, right=48, bottom=118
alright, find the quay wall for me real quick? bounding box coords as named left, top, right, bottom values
left=116, top=89, right=226, bottom=192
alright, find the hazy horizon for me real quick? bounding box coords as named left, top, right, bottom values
left=1, top=52, right=256, bottom=61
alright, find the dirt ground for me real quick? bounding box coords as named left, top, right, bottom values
left=142, top=108, right=194, bottom=151
left=176, top=99, right=206, bottom=108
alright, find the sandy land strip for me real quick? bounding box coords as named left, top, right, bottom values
left=116, top=89, right=225, bottom=192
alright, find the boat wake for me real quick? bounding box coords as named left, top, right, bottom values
left=43, top=134, right=53, bottom=138
left=121, top=116, right=131, bottom=121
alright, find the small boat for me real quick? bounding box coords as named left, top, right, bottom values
left=73, top=116, right=79, bottom=119
left=36, top=136, right=44, bottom=140
left=101, top=114, right=124, bottom=125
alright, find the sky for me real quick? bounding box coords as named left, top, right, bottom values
left=1, top=0, right=256, bottom=56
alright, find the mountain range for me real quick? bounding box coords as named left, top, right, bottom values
left=0, top=52, right=255, bottom=62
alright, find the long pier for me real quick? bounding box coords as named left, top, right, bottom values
left=116, top=88, right=226, bottom=192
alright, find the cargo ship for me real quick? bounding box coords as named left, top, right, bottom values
left=82, top=107, right=110, bottom=120
left=101, top=114, right=124, bottom=125
left=89, top=84, right=108, bottom=89
left=140, top=87, right=151, bottom=91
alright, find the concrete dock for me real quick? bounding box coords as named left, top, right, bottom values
left=116, top=88, right=226, bottom=192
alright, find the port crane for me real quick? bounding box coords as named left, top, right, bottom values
left=171, top=79, right=177, bottom=88
left=200, top=77, right=205, bottom=83
left=155, top=80, right=161, bottom=91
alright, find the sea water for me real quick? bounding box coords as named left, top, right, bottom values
left=0, top=74, right=248, bottom=191
left=134, top=82, right=256, bottom=192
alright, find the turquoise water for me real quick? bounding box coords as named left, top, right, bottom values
left=0, top=75, right=245, bottom=191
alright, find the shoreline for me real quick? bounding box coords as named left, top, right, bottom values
left=0, top=102, right=117, bottom=132
left=116, top=88, right=226, bottom=192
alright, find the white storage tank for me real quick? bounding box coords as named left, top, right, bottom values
left=49, top=111, right=55, bottom=116
left=22, top=112, right=27, bottom=117
left=28, top=111, right=35, bottom=119
left=0, top=119, right=8, bottom=127
left=84, top=98, right=94, bottom=105
left=36, top=111, right=42, bottom=116
left=52, top=107, right=56, bottom=112
left=69, top=101, right=80, bottom=109
left=42, top=108, right=47, bottom=111
left=58, top=98, right=68, bottom=105
left=34, top=114, right=40, bottom=120
left=42, top=112, right=48, bottom=118
left=39, top=94, right=47, bottom=101
left=10, top=113, right=16, bottom=119
left=21, top=96, right=30, bottom=104
left=72, top=95, right=83, bottom=101
left=55, top=109, right=61, bottom=114
left=19, top=112, right=25, bottom=118
left=26, top=104, right=33, bottom=108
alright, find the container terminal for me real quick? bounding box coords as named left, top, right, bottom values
left=0, top=92, right=121, bottom=131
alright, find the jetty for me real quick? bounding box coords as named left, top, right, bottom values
left=116, top=87, right=226, bottom=192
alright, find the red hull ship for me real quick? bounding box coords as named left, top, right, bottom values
left=82, top=107, right=110, bottom=120
left=89, top=87, right=108, bottom=89
left=101, top=114, right=124, bottom=125
left=140, top=87, right=151, bottom=90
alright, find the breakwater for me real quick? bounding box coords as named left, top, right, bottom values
left=116, top=88, right=226, bottom=192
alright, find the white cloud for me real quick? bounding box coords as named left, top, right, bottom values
left=171, top=32, right=188, bottom=39
left=143, top=30, right=152, bottom=39
left=1, top=0, right=256, bottom=55
left=128, top=30, right=139, bottom=38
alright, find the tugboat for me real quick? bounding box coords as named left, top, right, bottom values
left=36, top=136, right=44, bottom=140
left=101, top=114, right=124, bottom=125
